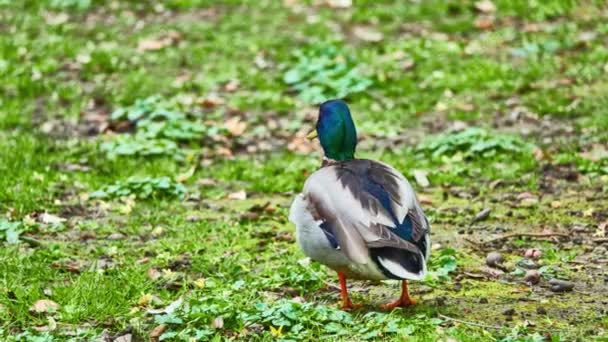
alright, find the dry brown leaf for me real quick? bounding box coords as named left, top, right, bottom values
left=224, top=117, right=247, bottom=136
left=216, top=146, right=233, bottom=157
left=228, top=190, right=247, bottom=200
left=196, top=178, right=217, bottom=186
left=516, top=192, right=536, bottom=200
left=475, top=0, right=496, bottom=13
left=224, top=79, right=240, bottom=92
left=137, top=31, right=182, bottom=52
left=352, top=26, right=383, bottom=42
left=533, top=148, right=547, bottom=161
left=199, top=94, right=225, bottom=108
left=287, top=137, right=314, bottom=153
left=418, top=194, right=434, bottom=205
left=323, top=0, right=352, bottom=8
left=30, top=299, right=60, bottom=314
left=594, top=221, right=607, bottom=237
left=150, top=324, right=167, bottom=342
left=474, top=15, right=495, bottom=30
left=580, top=144, right=608, bottom=162
left=147, top=268, right=161, bottom=280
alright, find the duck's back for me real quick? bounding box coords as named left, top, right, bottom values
left=292, top=159, right=430, bottom=281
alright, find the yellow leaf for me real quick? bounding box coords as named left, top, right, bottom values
left=138, top=293, right=153, bottom=306
left=176, top=167, right=196, bottom=183
left=270, top=325, right=283, bottom=337
left=193, top=278, right=206, bottom=289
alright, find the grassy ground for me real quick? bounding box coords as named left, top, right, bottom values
left=1, top=0, right=608, bottom=341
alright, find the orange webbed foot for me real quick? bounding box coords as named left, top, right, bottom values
left=340, top=299, right=362, bottom=311
left=380, top=297, right=417, bottom=310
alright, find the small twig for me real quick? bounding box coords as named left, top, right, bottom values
left=483, top=232, right=569, bottom=245
left=593, top=238, right=608, bottom=243
left=438, top=314, right=504, bottom=330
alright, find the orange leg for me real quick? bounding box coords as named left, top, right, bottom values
left=338, top=272, right=360, bottom=310
left=381, top=280, right=417, bottom=310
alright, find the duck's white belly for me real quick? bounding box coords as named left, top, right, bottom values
left=289, top=194, right=387, bottom=280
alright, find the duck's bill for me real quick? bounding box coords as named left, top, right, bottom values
left=306, top=130, right=318, bottom=140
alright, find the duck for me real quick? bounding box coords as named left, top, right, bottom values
left=289, top=99, right=430, bottom=310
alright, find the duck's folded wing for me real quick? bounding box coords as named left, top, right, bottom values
left=303, top=160, right=429, bottom=279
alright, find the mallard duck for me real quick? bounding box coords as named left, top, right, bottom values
left=289, top=99, right=430, bottom=310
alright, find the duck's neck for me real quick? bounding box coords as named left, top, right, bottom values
left=322, top=156, right=354, bottom=167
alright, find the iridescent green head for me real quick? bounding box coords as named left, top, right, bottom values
left=308, top=99, right=357, bottom=161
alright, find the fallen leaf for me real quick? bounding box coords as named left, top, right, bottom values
left=55, top=162, right=91, bottom=172
left=216, top=146, right=233, bottom=157
left=594, top=221, right=607, bottom=238
left=176, top=167, right=196, bottom=183
left=270, top=325, right=283, bottom=338
left=30, top=299, right=60, bottom=314
left=223, top=79, right=240, bottom=92
left=137, top=31, right=182, bottom=52
left=193, top=278, right=206, bottom=288
left=474, top=15, right=495, bottom=30
left=107, top=233, right=125, bottom=240
left=150, top=324, right=167, bottom=342
left=44, top=12, right=69, bottom=26
left=520, top=198, right=539, bottom=207
left=224, top=117, right=247, bottom=136
left=196, top=178, right=217, bottom=186
left=580, top=144, right=608, bottom=162
left=287, top=136, right=314, bottom=153
left=550, top=201, right=561, bottom=208
left=352, top=26, right=383, bottom=42
left=323, top=0, right=351, bottom=8
left=509, top=288, right=531, bottom=294
left=53, top=259, right=82, bottom=273
left=147, top=268, right=161, bottom=280
left=228, top=190, right=247, bottom=200
left=151, top=226, right=164, bottom=237
left=489, top=179, right=503, bottom=189
left=39, top=212, right=66, bottom=225
left=418, top=194, right=434, bottom=205
left=583, top=208, right=594, bottom=217
left=413, top=170, right=430, bottom=188
left=517, top=192, right=536, bottom=200
left=147, top=297, right=183, bottom=315
left=199, top=94, right=225, bottom=108
left=212, top=316, right=224, bottom=329
left=254, top=53, right=270, bottom=69
left=474, top=0, right=496, bottom=13
left=138, top=293, right=153, bottom=307
left=114, top=334, right=132, bottom=342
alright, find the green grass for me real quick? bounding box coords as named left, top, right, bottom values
left=1, top=0, right=608, bottom=340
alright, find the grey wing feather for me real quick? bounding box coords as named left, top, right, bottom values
left=303, top=161, right=428, bottom=263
